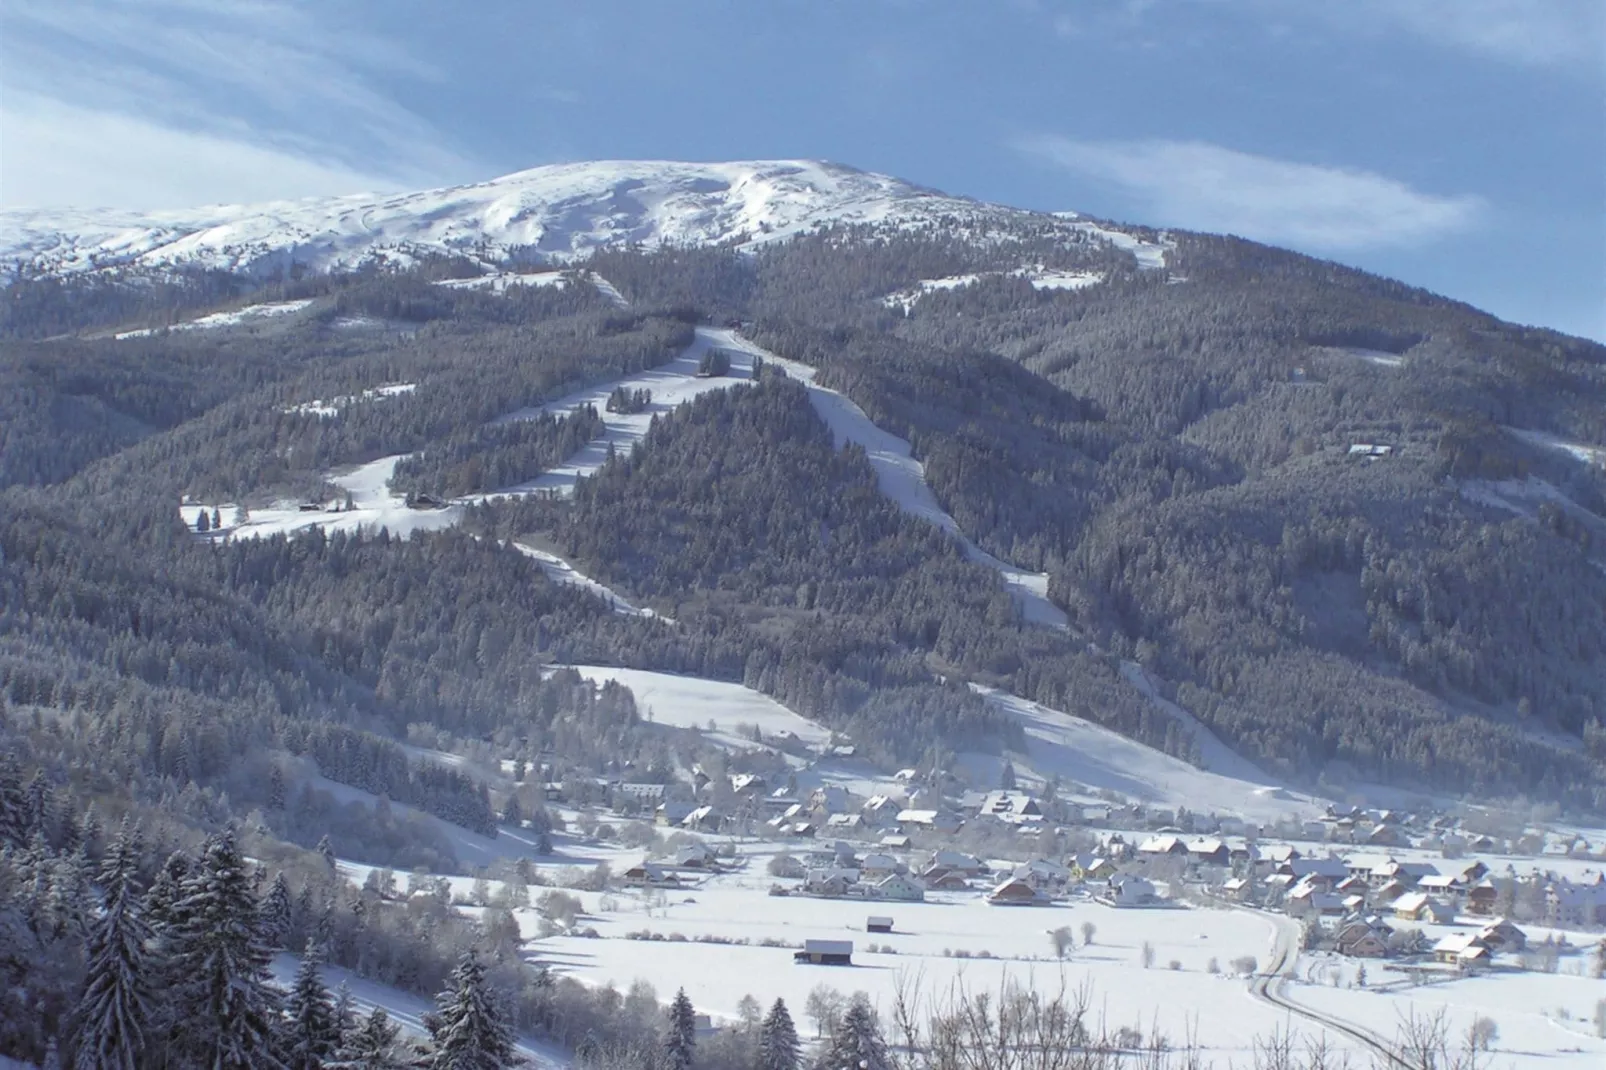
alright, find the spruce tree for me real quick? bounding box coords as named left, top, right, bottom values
left=335, top=1007, right=406, bottom=1070
left=262, top=872, right=294, bottom=949
left=71, top=843, right=155, bottom=1070
left=758, top=998, right=801, bottom=1070
left=280, top=941, right=340, bottom=1070
left=167, top=829, right=285, bottom=1069
left=423, top=951, right=518, bottom=1069
left=816, top=995, right=889, bottom=1070
left=664, top=987, right=696, bottom=1070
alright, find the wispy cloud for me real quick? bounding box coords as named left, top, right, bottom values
left=1017, top=136, right=1485, bottom=250
left=0, top=0, right=475, bottom=208
left=1340, top=0, right=1604, bottom=70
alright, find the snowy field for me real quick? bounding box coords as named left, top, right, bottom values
left=529, top=863, right=1340, bottom=1063
left=114, top=297, right=314, bottom=338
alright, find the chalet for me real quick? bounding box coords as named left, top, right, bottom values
left=826, top=813, right=866, bottom=831
left=730, top=773, right=767, bottom=796
left=1431, top=933, right=1490, bottom=971
left=656, top=800, right=695, bottom=827
left=978, top=791, right=1043, bottom=822
left=1347, top=443, right=1394, bottom=459
left=804, top=869, right=857, bottom=897
left=872, top=873, right=925, bottom=902
left=929, top=850, right=987, bottom=875
left=859, top=853, right=900, bottom=881
left=788, top=822, right=818, bottom=839
left=986, top=876, right=1044, bottom=906
left=1221, top=876, right=1252, bottom=901
left=894, top=768, right=919, bottom=782
left=1475, top=918, right=1527, bottom=952
left=810, top=786, right=851, bottom=814
left=681, top=806, right=724, bottom=833
left=765, top=787, right=800, bottom=811
left=1136, top=835, right=1189, bottom=858
left=1373, top=878, right=1409, bottom=905
left=878, top=833, right=911, bottom=850
left=1438, top=860, right=1490, bottom=887
left=897, top=809, right=962, bottom=834
left=1389, top=892, right=1433, bottom=921
left=298, top=501, right=324, bottom=512
left=1014, top=858, right=1071, bottom=890
left=1466, top=880, right=1500, bottom=916
left=861, top=795, right=900, bottom=824
left=614, top=782, right=667, bottom=806
left=1186, top=838, right=1231, bottom=868
left=794, top=939, right=853, bottom=966
left=921, top=867, right=972, bottom=891
left=622, top=861, right=680, bottom=887
left=675, top=843, right=717, bottom=869
left=866, top=916, right=894, bottom=934
left=1335, top=875, right=1369, bottom=898
left=1108, top=874, right=1159, bottom=907
left=1288, top=884, right=1346, bottom=917
left=1068, top=855, right=1116, bottom=881
left=1334, top=920, right=1390, bottom=958
left=1414, top=874, right=1460, bottom=897
left=1290, top=858, right=1350, bottom=884
left=1365, top=824, right=1408, bottom=847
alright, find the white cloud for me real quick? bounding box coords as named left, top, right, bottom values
left=0, top=94, right=392, bottom=210
left=1316, top=0, right=1603, bottom=70
left=0, top=0, right=475, bottom=208
left=1017, top=136, right=1485, bottom=250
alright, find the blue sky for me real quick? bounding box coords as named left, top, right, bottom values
left=3, top=0, right=1602, bottom=339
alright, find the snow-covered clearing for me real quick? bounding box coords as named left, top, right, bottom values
left=1316, top=345, right=1405, bottom=368
left=1459, top=476, right=1604, bottom=526
left=531, top=864, right=1332, bottom=1062
left=284, top=382, right=416, bottom=417
left=1507, top=427, right=1606, bottom=469
left=114, top=298, right=314, bottom=338
left=183, top=454, right=462, bottom=543
left=881, top=266, right=1104, bottom=312
left=559, top=665, right=835, bottom=751
left=969, top=686, right=1323, bottom=824
left=269, top=953, right=571, bottom=1067
left=511, top=544, right=670, bottom=620
left=434, top=270, right=570, bottom=293
left=1117, top=663, right=1295, bottom=791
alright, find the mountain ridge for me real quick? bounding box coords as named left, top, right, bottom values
left=1, top=157, right=1166, bottom=281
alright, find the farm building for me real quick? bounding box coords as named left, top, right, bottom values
left=867, top=916, right=894, bottom=934
left=794, top=939, right=853, bottom=966
left=986, top=877, right=1044, bottom=906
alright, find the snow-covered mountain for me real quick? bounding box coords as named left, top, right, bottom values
left=1, top=159, right=1160, bottom=280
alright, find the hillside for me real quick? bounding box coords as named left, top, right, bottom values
left=3, top=158, right=1604, bottom=818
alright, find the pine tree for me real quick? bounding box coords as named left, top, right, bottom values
left=758, top=998, right=801, bottom=1070
left=664, top=987, right=696, bottom=1070
left=317, top=835, right=338, bottom=872
left=280, top=941, right=340, bottom=1070
left=816, top=995, right=890, bottom=1070
left=0, top=755, right=28, bottom=847
left=423, top=951, right=518, bottom=1069
left=262, top=872, right=294, bottom=949
left=197, top=509, right=210, bottom=533
left=142, top=850, right=190, bottom=932
left=166, top=829, right=285, bottom=1069
left=211, top=507, right=223, bottom=531
left=71, top=842, right=156, bottom=1070
left=334, top=1008, right=407, bottom=1070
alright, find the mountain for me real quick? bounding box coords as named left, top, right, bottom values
left=0, top=158, right=1166, bottom=280
left=3, top=158, right=1605, bottom=822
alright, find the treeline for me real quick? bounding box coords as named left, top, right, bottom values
left=390, top=406, right=605, bottom=498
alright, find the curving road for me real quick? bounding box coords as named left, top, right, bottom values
left=1250, top=911, right=1409, bottom=1068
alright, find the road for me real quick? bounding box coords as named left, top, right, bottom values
left=1249, top=911, right=1411, bottom=1068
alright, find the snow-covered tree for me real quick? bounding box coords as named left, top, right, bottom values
left=71, top=840, right=155, bottom=1070
left=280, top=942, right=340, bottom=1070
left=334, top=1007, right=408, bottom=1070
left=423, top=951, right=519, bottom=1069
left=816, top=995, right=890, bottom=1070
left=317, top=835, right=338, bottom=872
left=758, top=998, right=801, bottom=1070
left=166, top=829, right=284, bottom=1069
left=663, top=988, right=696, bottom=1070
left=262, top=872, right=294, bottom=949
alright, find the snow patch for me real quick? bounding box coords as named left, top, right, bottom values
left=433, top=270, right=570, bottom=293
left=511, top=544, right=672, bottom=622
left=284, top=382, right=416, bottom=417
left=882, top=266, right=1104, bottom=311
left=113, top=298, right=314, bottom=338
left=1507, top=427, right=1606, bottom=469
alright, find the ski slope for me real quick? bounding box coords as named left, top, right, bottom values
left=511, top=544, right=671, bottom=621
left=970, top=686, right=1322, bottom=823
left=560, top=665, right=835, bottom=751
left=113, top=298, right=315, bottom=338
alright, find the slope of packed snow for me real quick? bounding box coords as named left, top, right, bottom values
left=970, top=685, right=1323, bottom=823
left=882, top=267, right=1105, bottom=312
left=432, top=269, right=570, bottom=292
left=4, top=160, right=1163, bottom=280
left=285, top=382, right=415, bottom=417
left=113, top=297, right=315, bottom=338
left=560, top=665, right=835, bottom=750
left=511, top=544, right=672, bottom=622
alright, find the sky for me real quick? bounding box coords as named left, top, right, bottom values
left=2, top=0, right=1602, bottom=339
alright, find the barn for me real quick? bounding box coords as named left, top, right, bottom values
left=794, top=939, right=854, bottom=966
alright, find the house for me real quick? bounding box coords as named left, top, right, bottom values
left=656, top=800, right=695, bottom=827
left=730, top=773, right=767, bottom=796
left=1475, top=918, right=1527, bottom=952
left=1439, top=860, right=1490, bottom=887
left=1390, top=892, right=1433, bottom=921
left=898, top=809, right=962, bottom=834
left=622, top=861, right=680, bottom=887
left=1431, top=933, right=1490, bottom=971
left=1466, top=880, right=1500, bottom=916
left=979, top=791, right=1043, bottom=822
left=1290, top=858, right=1350, bottom=883
left=826, top=813, right=866, bottom=832
left=1221, top=876, right=1252, bottom=901
left=794, top=939, right=853, bottom=966
left=929, top=850, right=987, bottom=875
left=867, top=916, right=894, bottom=934
left=1014, top=858, right=1071, bottom=890
left=1373, top=878, right=1409, bottom=905
left=1366, top=824, right=1408, bottom=847
left=810, top=786, right=851, bottom=814
left=675, top=844, right=717, bottom=869
left=1069, top=855, right=1116, bottom=881
left=859, top=853, right=900, bottom=880
left=1347, top=443, right=1394, bottom=459
left=878, top=833, right=911, bottom=850
left=615, top=782, right=666, bottom=806
left=921, top=867, right=972, bottom=891
left=873, top=873, right=925, bottom=902
left=861, top=795, right=901, bottom=824
left=1289, top=884, right=1346, bottom=917
left=1186, top=838, right=1231, bottom=868
left=1546, top=878, right=1606, bottom=927
left=1335, top=920, right=1390, bottom=958
left=1108, top=874, right=1159, bottom=907
left=804, top=869, right=858, bottom=897
left=681, top=806, right=724, bottom=833
left=986, top=876, right=1044, bottom=906
left=1136, top=835, right=1188, bottom=858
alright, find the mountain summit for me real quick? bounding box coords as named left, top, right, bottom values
left=1, top=159, right=1103, bottom=279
